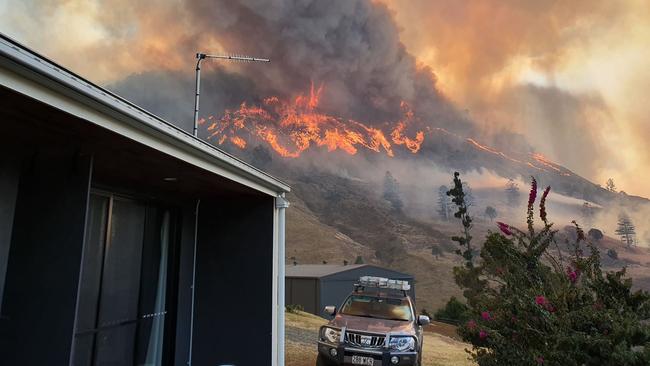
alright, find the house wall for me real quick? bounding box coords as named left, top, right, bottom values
left=0, top=147, right=92, bottom=364
left=0, top=149, right=20, bottom=316
left=193, top=195, right=274, bottom=366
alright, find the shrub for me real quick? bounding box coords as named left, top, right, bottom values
left=286, top=304, right=304, bottom=314
left=447, top=174, right=650, bottom=366
left=434, top=296, right=471, bottom=325
left=607, top=248, right=619, bottom=260
left=588, top=228, right=604, bottom=241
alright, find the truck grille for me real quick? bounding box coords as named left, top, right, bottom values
left=345, top=331, right=385, bottom=349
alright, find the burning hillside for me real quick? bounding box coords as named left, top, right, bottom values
left=200, top=83, right=424, bottom=158
left=199, top=83, right=576, bottom=183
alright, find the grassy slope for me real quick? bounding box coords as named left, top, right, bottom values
left=285, top=171, right=650, bottom=314
left=285, top=311, right=474, bottom=366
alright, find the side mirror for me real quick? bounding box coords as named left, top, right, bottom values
left=324, top=306, right=337, bottom=316
left=418, top=315, right=430, bottom=326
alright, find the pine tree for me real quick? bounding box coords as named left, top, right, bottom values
left=383, top=171, right=403, bottom=212
left=615, top=213, right=636, bottom=248
left=505, top=178, right=520, bottom=207
left=354, top=256, right=364, bottom=264
left=437, top=185, right=452, bottom=220
left=606, top=178, right=617, bottom=193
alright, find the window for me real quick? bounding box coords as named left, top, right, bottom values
left=72, top=193, right=178, bottom=366
left=340, top=295, right=413, bottom=321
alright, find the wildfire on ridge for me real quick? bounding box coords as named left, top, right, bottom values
left=201, top=83, right=425, bottom=158
left=199, top=83, right=572, bottom=178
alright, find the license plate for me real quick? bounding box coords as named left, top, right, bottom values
left=351, top=355, right=374, bottom=365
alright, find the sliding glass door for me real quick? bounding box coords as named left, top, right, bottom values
left=72, top=193, right=177, bottom=366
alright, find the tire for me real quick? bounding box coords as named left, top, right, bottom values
left=316, top=353, right=334, bottom=366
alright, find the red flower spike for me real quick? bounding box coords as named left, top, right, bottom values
left=540, top=186, right=551, bottom=223
left=497, top=222, right=513, bottom=236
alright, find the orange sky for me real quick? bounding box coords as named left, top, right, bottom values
left=379, top=0, right=650, bottom=197
left=2, top=0, right=649, bottom=196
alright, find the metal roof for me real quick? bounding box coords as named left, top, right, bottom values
left=0, top=33, right=290, bottom=196
left=285, top=264, right=413, bottom=279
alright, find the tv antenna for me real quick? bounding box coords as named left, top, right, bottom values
left=193, top=52, right=270, bottom=137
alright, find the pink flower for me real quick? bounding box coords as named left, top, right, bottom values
left=535, top=296, right=548, bottom=306
left=481, top=311, right=492, bottom=321
left=479, top=330, right=488, bottom=340
left=497, top=222, right=513, bottom=236
left=466, top=320, right=477, bottom=330
left=566, top=267, right=580, bottom=284
left=528, top=177, right=538, bottom=207
left=546, top=304, right=557, bottom=313
left=539, top=186, right=551, bottom=222
left=536, top=356, right=544, bottom=364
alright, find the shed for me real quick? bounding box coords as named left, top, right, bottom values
left=285, top=264, right=415, bottom=318
left=0, top=34, right=289, bottom=366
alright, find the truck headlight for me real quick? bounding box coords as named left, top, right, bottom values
left=388, top=336, right=415, bottom=352
left=320, top=326, right=340, bottom=344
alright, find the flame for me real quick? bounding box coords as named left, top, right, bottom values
left=530, top=153, right=572, bottom=177
left=202, top=83, right=573, bottom=179
left=204, top=83, right=424, bottom=158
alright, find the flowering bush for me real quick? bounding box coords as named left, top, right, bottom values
left=447, top=174, right=650, bottom=366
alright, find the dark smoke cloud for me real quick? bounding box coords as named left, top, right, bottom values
left=105, top=0, right=474, bottom=136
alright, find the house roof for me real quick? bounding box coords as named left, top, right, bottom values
left=0, top=33, right=289, bottom=196
left=285, top=264, right=413, bottom=279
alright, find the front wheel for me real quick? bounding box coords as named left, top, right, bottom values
left=316, top=354, right=334, bottom=366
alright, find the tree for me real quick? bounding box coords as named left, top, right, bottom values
left=437, top=185, right=452, bottom=220
left=447, top=174, right=650, bottom=365
left=431, top=245, right=443, bottom=259
left=464, top=182, right=475, bottom=208
left=580, top=202, right=595, bottom=228
left=607, top=248, right=618, bottom=260
left=383, top=171, right=403, bottom=212
left=606, top=178, right=617, bottom=193
left=588, top=228, right=603, bottom=241
left=484, top=206, right=497, bottom=222
left=505, top=178, right=521, bottom=207
left=251, top=145, right=273, bottom=169
left=615, top=213, right=636, bottom=248
left=354, top=255, right=364, bottom=264
left=434, top=296, right=471, bottom=325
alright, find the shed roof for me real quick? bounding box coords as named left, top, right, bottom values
left=0, top=33, right=289, bottom=196
left=285, top=264, right=413, bottom=280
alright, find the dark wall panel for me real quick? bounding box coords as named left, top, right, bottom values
left=287, top=278, right=318, bottom=315
left=193, top=196, right=274, bottom=366
left=174, top=203, right=199, bottom=366
left=0, top=149, right=92, bottom=365
left=0, top=152, right=20, bottom=316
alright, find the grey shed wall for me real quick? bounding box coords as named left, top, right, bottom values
left=286, top=266, right=415, bottom=318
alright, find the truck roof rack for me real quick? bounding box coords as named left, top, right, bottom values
left=354, top=276, right=411, bottom=296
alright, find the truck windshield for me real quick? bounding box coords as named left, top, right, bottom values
left=340, top=295, right=413, bottom=321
